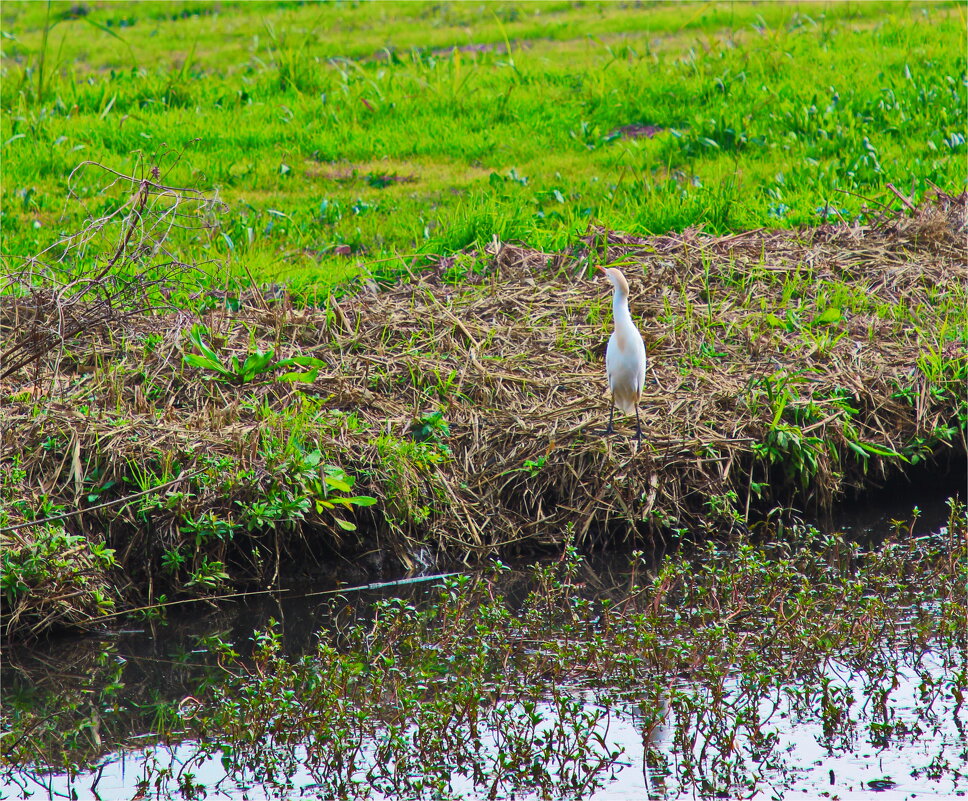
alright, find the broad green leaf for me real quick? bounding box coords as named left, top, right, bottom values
left=277, top=369, right=319, bottom=384
left=847, top=441, right=869, bottom=459
left=189, top=325, right=222, bottom=363
left=325, top=476, right=353, bottom=492
left=184, top=353, right=231, bottom=376
left=276, top=356, right=326, bottom=369
left=859, top=441, right=905, bottom=459
left=334, top=518, right=357, bottom=531
left=241, top=350, right=275, bottom=378
left=345, top=496, right=377, bottom=506
left=813, top=307, right=842, bottom=325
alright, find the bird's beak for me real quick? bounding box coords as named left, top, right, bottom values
left=595, top=265, right=607, bottom=275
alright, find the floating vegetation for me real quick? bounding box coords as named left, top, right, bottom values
left=2, top=502, right=965, bottom=798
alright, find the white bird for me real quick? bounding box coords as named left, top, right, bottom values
left=598, top=265, right=647, bottom=442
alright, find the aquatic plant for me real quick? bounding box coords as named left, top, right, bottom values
left=2, top=502, right=964, bottom=798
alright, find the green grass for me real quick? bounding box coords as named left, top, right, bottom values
left=1, top=1, right=965, bottom=290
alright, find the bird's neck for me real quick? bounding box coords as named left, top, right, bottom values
left=612, top=291, right=633, bottom=327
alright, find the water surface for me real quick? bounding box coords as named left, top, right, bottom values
left=2, top=496, right=965, bottom=800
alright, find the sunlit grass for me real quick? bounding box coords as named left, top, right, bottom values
left=1, top=1, right=964, bottom=289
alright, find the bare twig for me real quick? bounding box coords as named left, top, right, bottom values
left=0, top=160, right=226, bottom=380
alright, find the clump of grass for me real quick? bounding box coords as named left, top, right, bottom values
left=0, top=523, right=117, bottom=636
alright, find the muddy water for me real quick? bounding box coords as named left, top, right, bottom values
left=1, top=493, right=964, bottom=800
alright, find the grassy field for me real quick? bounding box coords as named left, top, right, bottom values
left=1, top=1, right=965, bottom=289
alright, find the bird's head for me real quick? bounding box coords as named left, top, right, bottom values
left=597, top=265, right=630, bottom=297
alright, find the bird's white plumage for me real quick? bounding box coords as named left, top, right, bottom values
left=600, top=267, right=647, bottom=414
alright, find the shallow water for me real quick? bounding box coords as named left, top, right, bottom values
left=3, top=650, right=965, bottom=800
left=2, top=494, right=965, bottom=800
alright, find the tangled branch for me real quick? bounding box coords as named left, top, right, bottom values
left=0, top=160, right=226, bottom=381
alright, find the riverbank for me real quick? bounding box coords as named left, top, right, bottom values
left=1, top=192, right=965, bottom=640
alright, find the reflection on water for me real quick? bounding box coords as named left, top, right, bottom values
left=3, top=652, right=965, bottom=800
left=1, top=496, right=965, bottom=800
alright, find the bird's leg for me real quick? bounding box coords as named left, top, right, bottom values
left=606, top=401, right=615, bottom=436
left=635, top=404, right=642, bottom=444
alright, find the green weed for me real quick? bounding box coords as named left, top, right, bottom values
left=0, top=525, right=117, bottom=637
left=183, top=323, right=325, bottom=384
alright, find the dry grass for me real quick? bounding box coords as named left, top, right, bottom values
left=334, top=191, right=966, bottom=549
left=1, top=191, right=965, bottom=637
